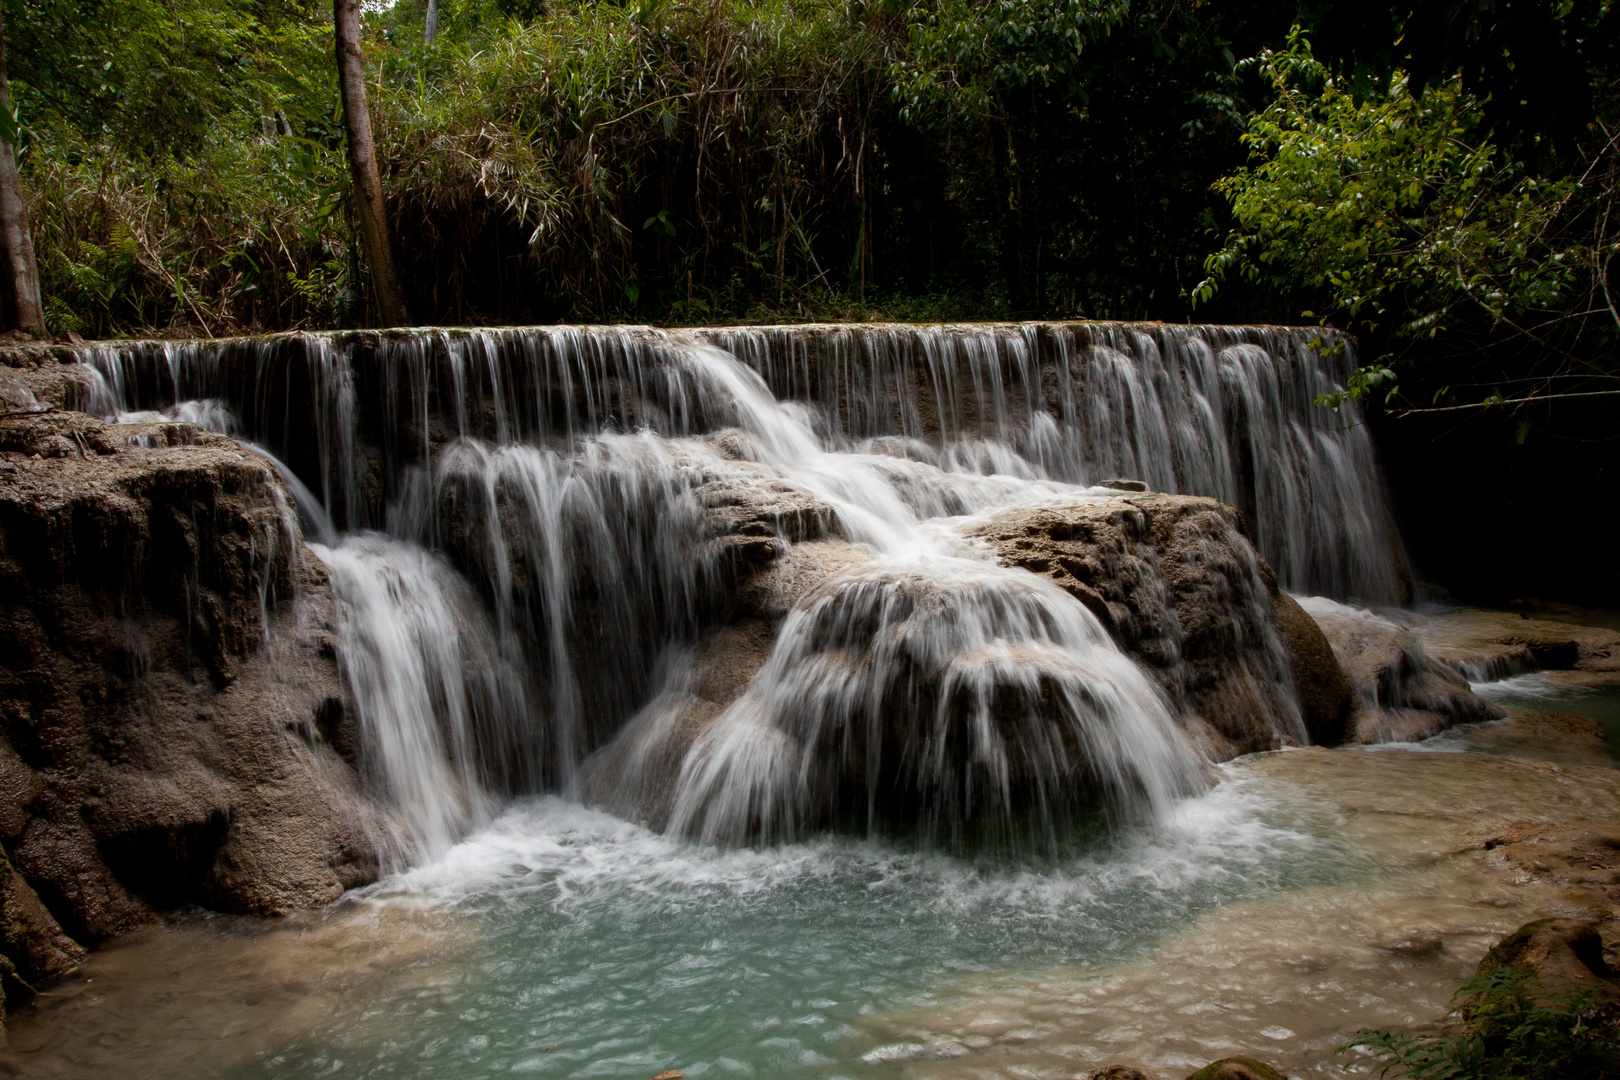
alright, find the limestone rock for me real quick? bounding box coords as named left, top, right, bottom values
left=1415, top=608, right=1620, bottom=685
left=1484, top=823, right=1620, bottom=907
left=1272, top=592, right=1353, bottom=746
left=580, top=617, right=780, bottom=829
left=0, top=412, right=384, bottom=976
left=1477, top=918, right=1614, bottom=992
left=965, top=494, right=1308, bottom=758
left=1294, top=597, right=1500, bottom=743
left=1185, top=1057, right=1286, bottom=1080
left=1089, top=1065, right=1167, bottom=1080
left=0, top=847, right=84, bottom=994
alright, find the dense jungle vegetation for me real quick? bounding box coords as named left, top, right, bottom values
left=2, top=0, right=1618, bottom=417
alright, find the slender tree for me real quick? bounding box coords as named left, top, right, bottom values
left=334, top=0, right=409, bottom=327
left=424, top=0, right=439, bottom=45
left=0, top=5, right=43, bottom=335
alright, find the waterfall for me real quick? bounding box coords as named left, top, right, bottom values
left=310, top=535, right=534, bottom=865
left=68, top=323, right=1402, bottom=603
left=66, top=322, right=1400, bottom=856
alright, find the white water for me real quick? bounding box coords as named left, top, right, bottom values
left=70, top=322, right=1406, bottom=602
left=67, top=325, right=1378, bottom=861
left=310, top=535, right=531, bottom=865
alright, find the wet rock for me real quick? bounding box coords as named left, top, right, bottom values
left=1477, top=918, right=1616, bottom=993
left=580, top=617, right=781, bottom=829
left=1472, top=710, right=1611, bottom=763
left=967, top=495, right=1307, bottom=759
left=584, top=539, right=875, bottom=829
left=0, top=412, right=384, bottom=965
left=1272, top=592, right=1354, bottom=747
left=1415, top=608, right=1620, bottom=686
left=1097, top=479, right=1148, bottom=492
left=0, top=846, right=85, bottom=999
left=1185, top=1056, right=1287, bottom=1080
left=1088, top=1065, right=1168, bottom=1080
left=0, top=350, right=96, bottom=414
left=1293, top=597, right=1500, bottom=743
left=1484, top=823, right=1620, bottom=904
left=1381, top=928, right=1445, bottom=956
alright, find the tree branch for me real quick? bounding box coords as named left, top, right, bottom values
left=1394, top=389, right=1620, bottom=415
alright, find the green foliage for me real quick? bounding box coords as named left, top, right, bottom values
left=8, top=0, right=332, bottom=160
left=1197, top=32, right=1581, bottom=336
left=1196, top=30, right=1617, bottom=408
left=11, top=0, right=1307, bottom=334
left=1341, top=966, right=1620, bottom=1080
left=892, top=0, right=1128, bottom=122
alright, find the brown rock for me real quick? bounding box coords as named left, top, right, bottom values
left=1484, top=824, right=1620, bottom=892
left=1294, top=597, right=1500, bottom=743
left=0, top=850, right=84, bottom=993
left=966, top=495, right=1304, bottom=759
left=1185, top=1057, right=1287, bottom=1080
left=1272, top=592, right=1353, bottom=746
left=1477, top=918, right=1615, bottom=992
left=1089, top=1065, right=1168, bottom=1080
left=0, top=411, right=386, bottom=955
left=1416, top=608, right=1620, bottom=684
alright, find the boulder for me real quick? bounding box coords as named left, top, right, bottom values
left=1293, top=597, right=1500, bottom=743
left=1185, top=1057, right=1287, bottom=1080
left=966, top=494, right=1309, bottom=758
left=0, top=411, right=384, bottom=994
left=1477, top=918, right=1615, bottom=993
left=1272, top=591, right=1354, bottom=746
left=1089, top=1066, right=1167, bottom=1080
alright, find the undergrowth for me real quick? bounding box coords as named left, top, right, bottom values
left=1341, top=967, right=1620, bottom=1080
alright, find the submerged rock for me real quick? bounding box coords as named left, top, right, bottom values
left=0, top=411, right=383, bottom=997
left=1088, top=1065, right=1168, bottom=1080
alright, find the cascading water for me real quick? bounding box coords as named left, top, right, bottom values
left=67, top=322, right=1395, bottom=860
left=309, top=535, right=533, bottom=865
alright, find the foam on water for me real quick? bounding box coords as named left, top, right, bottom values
left=217, top=775, right=1349, bottom=1079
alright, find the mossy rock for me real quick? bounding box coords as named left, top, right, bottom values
left=1478, top=918, right=1612, bottom=989
left=1185, top=1057, right=1287, bottom=1080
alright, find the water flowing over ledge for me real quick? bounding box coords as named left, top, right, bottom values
left=57, top=321, right=1404, bottom=864
left=68, top=322, right=1406, bottom=605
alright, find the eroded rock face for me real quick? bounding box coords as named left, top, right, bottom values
left=0, top=410, right=383, bottom=1004
left=964, top=494, right=1327, bottom=757
left=1294, top=596, right=1500, bottom=743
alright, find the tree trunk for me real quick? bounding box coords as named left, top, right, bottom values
left=0, top=10, right=44, bottom=335
left=334, top=0, right=409, bottom=327
left=424, top=0, right=439, bottom=45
